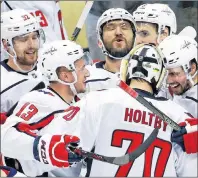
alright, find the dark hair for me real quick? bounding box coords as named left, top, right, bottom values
left=190, top=58, right=198, bottom=70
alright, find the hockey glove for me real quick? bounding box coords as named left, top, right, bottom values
left=33, top=134, right=82, bottom=168
left=171, top=118, right=198, bottom=154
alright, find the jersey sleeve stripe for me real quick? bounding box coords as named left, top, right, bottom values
left=14, top=122, right=37, bottom=138
left=0, top=79, right=28, bottom=95
left=13, top=110, right=64, bottom=137
left=85, top=77, right=111, bottom=83
left=29, top=110, right=64, bottom=130
left=186, top=96, right=198, bottom=103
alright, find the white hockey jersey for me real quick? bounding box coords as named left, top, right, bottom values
left=1, top=87, right=81, bottom=177
left=85, top=61, right=119, bottom=92
left=50, top=88, right=197, bottom=177
left=79, top=88, right=197, bottom=176
left=1, top=1, right=68, bottom=43
left=0, top=60, right=45, bottom=112
left=172, top=84, right=198, bottom=118
left=158, top=84, right=197, bottom=118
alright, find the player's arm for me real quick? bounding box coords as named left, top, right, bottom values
left=1, top=114, right=82, bottom=168
left=1, top=95, right=82, bottom=168
left=155, top=100, right=197, bottom=154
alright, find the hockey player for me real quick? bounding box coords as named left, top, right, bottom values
left=1, top=1, right=68, bottom=43
left=133, top=3, right=177, bottom=46
left=84, top=8, right=137, bottom=92
left=79, top=8, right=137, bottom=175
left=1, top=40, right=89, bottom=176
left=159, top=35, right=198, bottom=154
left=1, top=9, right=46, bottom=113
left=49, top=44, right=197, bottom=176
left=132, top=4, right=198, bottom=155
left=160, top=35, right=197, bottom=116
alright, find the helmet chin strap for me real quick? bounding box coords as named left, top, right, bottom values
left=4, top=49, right=37, bottom=73
left=57, top=71, right=78, bottom=96
left=99, top=23, right=136, bottom=60
left=4, top=40, right=37, bottom=73
left=157, top=25, right=166, bottom=45
left=157, top=34, right=161, bottom=45
left=101, top=40, right=132, bottom=61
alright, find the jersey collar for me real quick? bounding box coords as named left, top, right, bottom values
left=95, top=61, right=115, bottom=74
left=134, top=88, right=168, bottom=101
left=0, top=59, right=37, bottom=75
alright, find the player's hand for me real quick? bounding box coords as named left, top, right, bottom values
left=33, top=134, right=82, bottom=168
left=171, top=118, right=198, bottom=154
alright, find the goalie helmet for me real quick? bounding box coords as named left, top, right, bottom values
left=120, top=44, right=166, bottom=94
left=159, top=35, right=197, bottom=85
left=133, top=3, right=177, bottom=35
left=1, top=8, right=45, bottom=72
left=38, top=40, right=85, bottom=95
left=96, top=8, right=136, bottom=60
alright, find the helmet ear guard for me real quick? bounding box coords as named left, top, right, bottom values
left=120, top=43, right=167, bottom=94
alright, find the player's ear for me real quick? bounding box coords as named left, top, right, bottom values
left=2, top=39, right=9, bottom=51
left=190, top=61, right=197, bottom=77
left=57, top=67, right=69, bottom=82
left=59, top=68, right=76, bottom=83
left=98, top=40, right=103, bottom=48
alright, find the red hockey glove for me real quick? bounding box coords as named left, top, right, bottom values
left=33, top=134, right=82, bottom=168
left=171, top=118, right=198, bottom=154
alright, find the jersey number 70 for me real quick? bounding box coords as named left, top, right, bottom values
left=111, top=130, right=172, bottom=177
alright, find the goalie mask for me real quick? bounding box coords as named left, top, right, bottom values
left=1, top=9, right=45, bottom=73
left=120, top=44, right=166, bottom=94
left=96, top=8, right=136, bottom=60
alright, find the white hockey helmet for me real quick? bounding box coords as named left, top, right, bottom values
left=38, top=40, right=85, bottom=95
left=96, top=8, right=136, bottom=60
left=159, top=35, right=197, bottom=85
left=1, top=9, right=45, bottom=72
left=133, top=3, right=177, bottom=35
left=120, top=43, right=166, bottom=94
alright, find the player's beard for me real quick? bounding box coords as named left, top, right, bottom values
left=178, top=82, right=191, bottom=95
left=105, top=39, right=132, bottom=59
left=106, top=46, right=131, bottom=58
left=171, top=81, right=191, bottom=95
left=17, top=50, right=38, bottom=66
